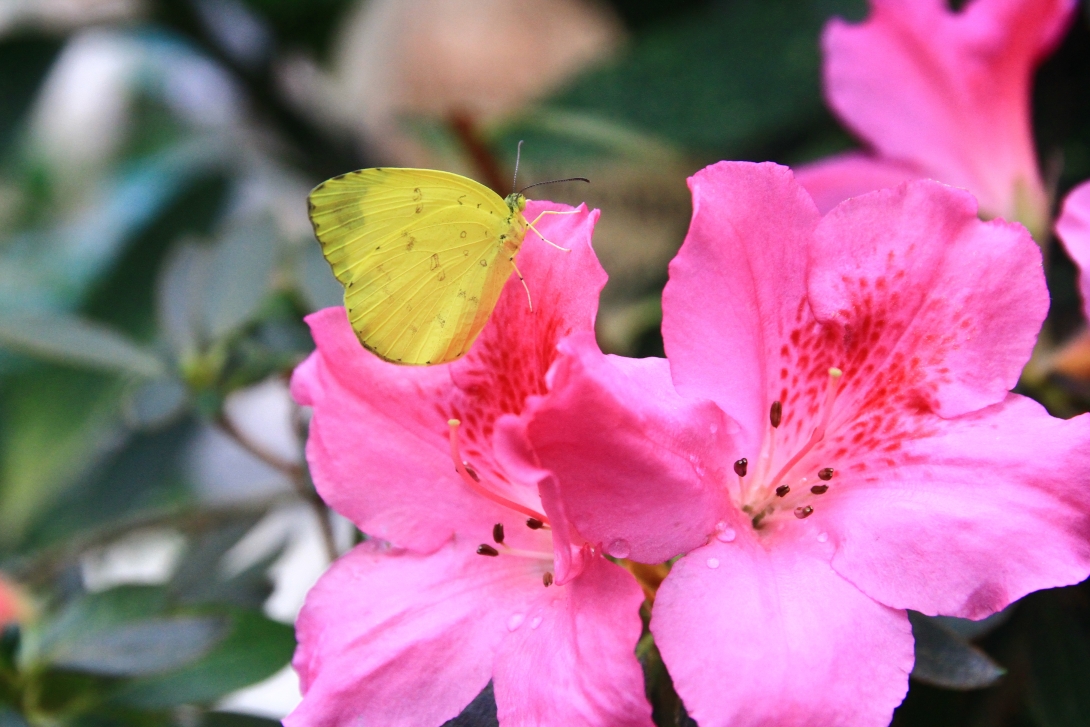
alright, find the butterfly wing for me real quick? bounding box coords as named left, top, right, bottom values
left=308, top=168, right=522, bottom=365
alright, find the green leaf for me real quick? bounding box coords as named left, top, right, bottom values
left=17, top=416, right=196, bottom=552
left=47, top=616, right=227, bottom=677
left=908, top=611, right=1006, bottom=690
left=0, top=365, right=124, bottom=549
left=199, top=712, right=284, bottom=727
left=32, top=586, right=169, bottom=665
left=0, top=35, right=63, bottom=158
left=0, top=313, right=165, bottom=378
left=203, top=217, right=279, bottom=341
left=550, top=0, right=865, bottom=158
left=441, top=683, right=498, bottom=727
left=0, top=707, right=29, bottom=727
left=1025, top=597, right=1090, bottom=727
left=112, top=610, right=295, bottom=708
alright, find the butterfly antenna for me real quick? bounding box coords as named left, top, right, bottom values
left=517, top=177, right=590, bottom=195
left=512, top=140, right=524, bottom=194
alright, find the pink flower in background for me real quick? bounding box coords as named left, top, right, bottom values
left=286, top=202, right=652, bottom=727
left=505, top=163, right=1090, bottom=726
left=1049, top=181, right=1090, bottom=377
left=1056, top=181, right=1090, bottom=316
left=0, top=574, right=26, bottom=626
left=796, top=0, right=1075, bottom=238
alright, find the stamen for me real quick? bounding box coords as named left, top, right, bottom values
left=464, top=464, right=480, bottom=482
left=477, top=544, right=500, bottom=556
left=448, top=419, right=549, bottom=524
left=734, top=458, right=748, bottom=477
left=500, top=548, right=555, bottom=561
left=794, top=505, right=814, bottom=519
left=775, top=485, right=790, bottom=497
left=543, top=572, right=554, bottom=587
left=493, top=523, right=505, bottom=544
left=811, top=484, right=829, bottom=495
left=818, top=467, right=835, bottom=481
left=770, top=401, right=783, bottom=428
left=765, top=368, right=843, bottom=492
left=526, top=518, right=545, bottom=530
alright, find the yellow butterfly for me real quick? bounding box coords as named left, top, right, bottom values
left=307, top=166, right=582, bottom=365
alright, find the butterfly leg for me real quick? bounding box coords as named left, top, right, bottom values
left=526, top=209, right=579, bottom=252
left=511, top=259, right=533, bottom=312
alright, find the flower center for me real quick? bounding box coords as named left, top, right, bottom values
left=739, top=367, right=843, bottom=528
left=447, top=419, right=555, bottom=586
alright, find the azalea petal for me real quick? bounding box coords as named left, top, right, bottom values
left=447, top=201, right=607, bottom=489
left=493, top=555, right=653, bottom=727
left=497, top=332, right=737, bottom=564
left=652, top=529, right=913, bottom=727
left=292, top=308, right=486, bottom=552
left=823, top=0, right=1073, bottom=225
left=825, top=394, right=1090, bottom=620
left=291, top=203, right=606, bottom=551
left=662, top=161, right=821, bottom=455
left=794, top=151, right=923, bottom=214
left=1055, top=180, right=1090, bottom=320
left=809, top=180, right=1047, bottom=419
left=286, top=540, right=542, bottom=727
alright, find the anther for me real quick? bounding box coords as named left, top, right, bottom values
left=818, top=467, right=834, bottom=481
left=464, top=464, right=481, bottom=482
left=477, top=544, right=500, bottom=556
left=493, top=523, right=505, bottom=544
left=526, top=518, right=545, bottom=530
left=810, top=484, right=829, bottom=495
left=770, top=401, right=783, bottom=428
left=794, top=505, right=814, bottom=519
left=734, top=458, right=748, bottom=477
left=543, top=572, right=554, bottom=587
left=776, top=485, right=790, bottom=498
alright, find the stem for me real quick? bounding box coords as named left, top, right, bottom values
left=217, top=413, right=339, bottom=563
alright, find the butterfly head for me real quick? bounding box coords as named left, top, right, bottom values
left=504, top=192, right=527, bottom=214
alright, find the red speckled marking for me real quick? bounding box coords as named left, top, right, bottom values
left=751, top=256, right=980, bottom=524
left=436, top=285, right=567, bottom=495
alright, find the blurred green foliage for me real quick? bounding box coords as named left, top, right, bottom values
left=0, top=0, right=1087, bottom=725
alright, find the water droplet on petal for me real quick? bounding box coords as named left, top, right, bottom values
left=706, top=557, right=720, bottom=569
left=530, top=616, right=543, bottom=630
left=507, top=613, right=525, bottom=631
left=606, top=539, right=631, bottom=559
left=716, top=528, right=736, bottom=543
left=817, top=532, right=829, bottom=543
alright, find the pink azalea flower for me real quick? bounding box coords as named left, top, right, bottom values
left=1049, top=181, right=1090, bottom=378
left=0, top=574, right=27, bottom=626
left=501, top=163, right=1090, bottom=726
left=796, top=0, right=1076, bottom=239
left=1056, top=180, right=1090, bottom=319
left=286, top=201, right=653, bottom=727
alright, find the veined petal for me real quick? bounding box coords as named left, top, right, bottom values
left=292, top=309, right=484, bottom=552
left=1055, top=180, right=1090, bottom=320
left=497, top=332, right=737, bottom=564
left=286, top=540, right=541, bottom=727
left=826, top=394, right=1090, bottom=619
left=823, top=0, right=1073, bottom=226
left=493, top=555, right=653, bottom=727
left=652, top=530, right=913, bottom=727
left=809, top=179, right=1046, bottom=420
left=663, top=161, right=821, bottom=455
left=794, top=151, right=923, bottom=214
